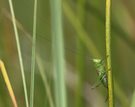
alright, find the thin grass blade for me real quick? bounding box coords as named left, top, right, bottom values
left=0, top=60, right=18, bottom=107
left=7, top=0, right=29, bottom=107
left=30, top=0, right=38, bottom=107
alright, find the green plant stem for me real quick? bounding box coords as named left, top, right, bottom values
left=30, top=0, right=37, bottom=107
left=105, top=0, right=114, bottom=107
left=85, top=2, right=135, bottom=53
left=7, top=0, right=29, bottom=107
left=50, top=0, right=67, bottom=107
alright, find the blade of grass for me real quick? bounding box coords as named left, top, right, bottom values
left=7, top=0, right=29, bottom=107
left=36, top=55, right=54, bottom=107
left=50, top=0, right=67, bottom=107
left=105, top=0, right=114, bottom=107
left=0, top=60, right=18, bottom=107
left=30, top=0, right=38, bottom=106
left=2, top=9, right=55, bottom=106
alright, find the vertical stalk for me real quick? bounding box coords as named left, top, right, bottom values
left=50, top=0, right=67, bottom=107
left=30, top=0, right=38, bottom=107
left=105, top=0, right=114, bottom=107
left=0, top=60, right=18, bottom=107
left=7, top=0, right=29, bottom=107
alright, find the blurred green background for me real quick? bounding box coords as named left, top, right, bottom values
left=0, top=0, right=135, bottom=107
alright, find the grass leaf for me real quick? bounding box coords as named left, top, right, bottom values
left=30, top=0, right=38, bottom=107
left=7, top=0, right=29, bottom=107
left=50, top=0, right=67, bottom=107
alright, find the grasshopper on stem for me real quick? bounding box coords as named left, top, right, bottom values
left=92, top=59, right=108, bottom=88
left=91, top=59, right=108, bottom=101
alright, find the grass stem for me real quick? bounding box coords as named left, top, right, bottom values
left=105, top=0, right=114, bottom=107
left=30, top=0, right=38, bottom=107
left=50, top=0, right=67, bottom=107
left=0, top=60, right=18, bottom=107
left=7, top=0, right=29, bottom=107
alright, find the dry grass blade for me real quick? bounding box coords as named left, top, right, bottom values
left=0, top=60, right=18, bottom=107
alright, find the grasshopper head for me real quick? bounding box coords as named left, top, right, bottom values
left=92, top=59, right=103, bottom=64
left=92, top=59, right=104, bottom=69
left=92, top=59, right=102, bottom=63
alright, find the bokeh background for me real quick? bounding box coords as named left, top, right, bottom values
left=0, top=0, right=135, bottom=107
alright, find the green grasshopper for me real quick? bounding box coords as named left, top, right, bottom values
left=91, top=59, right=108, bottom=101
left=92, top=59, right=108, bottom=89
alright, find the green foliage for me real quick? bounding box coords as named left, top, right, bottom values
left=0, top=0, right=135, bottom=107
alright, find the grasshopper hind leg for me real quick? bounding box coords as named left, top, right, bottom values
left=91, top=80, right=102, bottom=89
